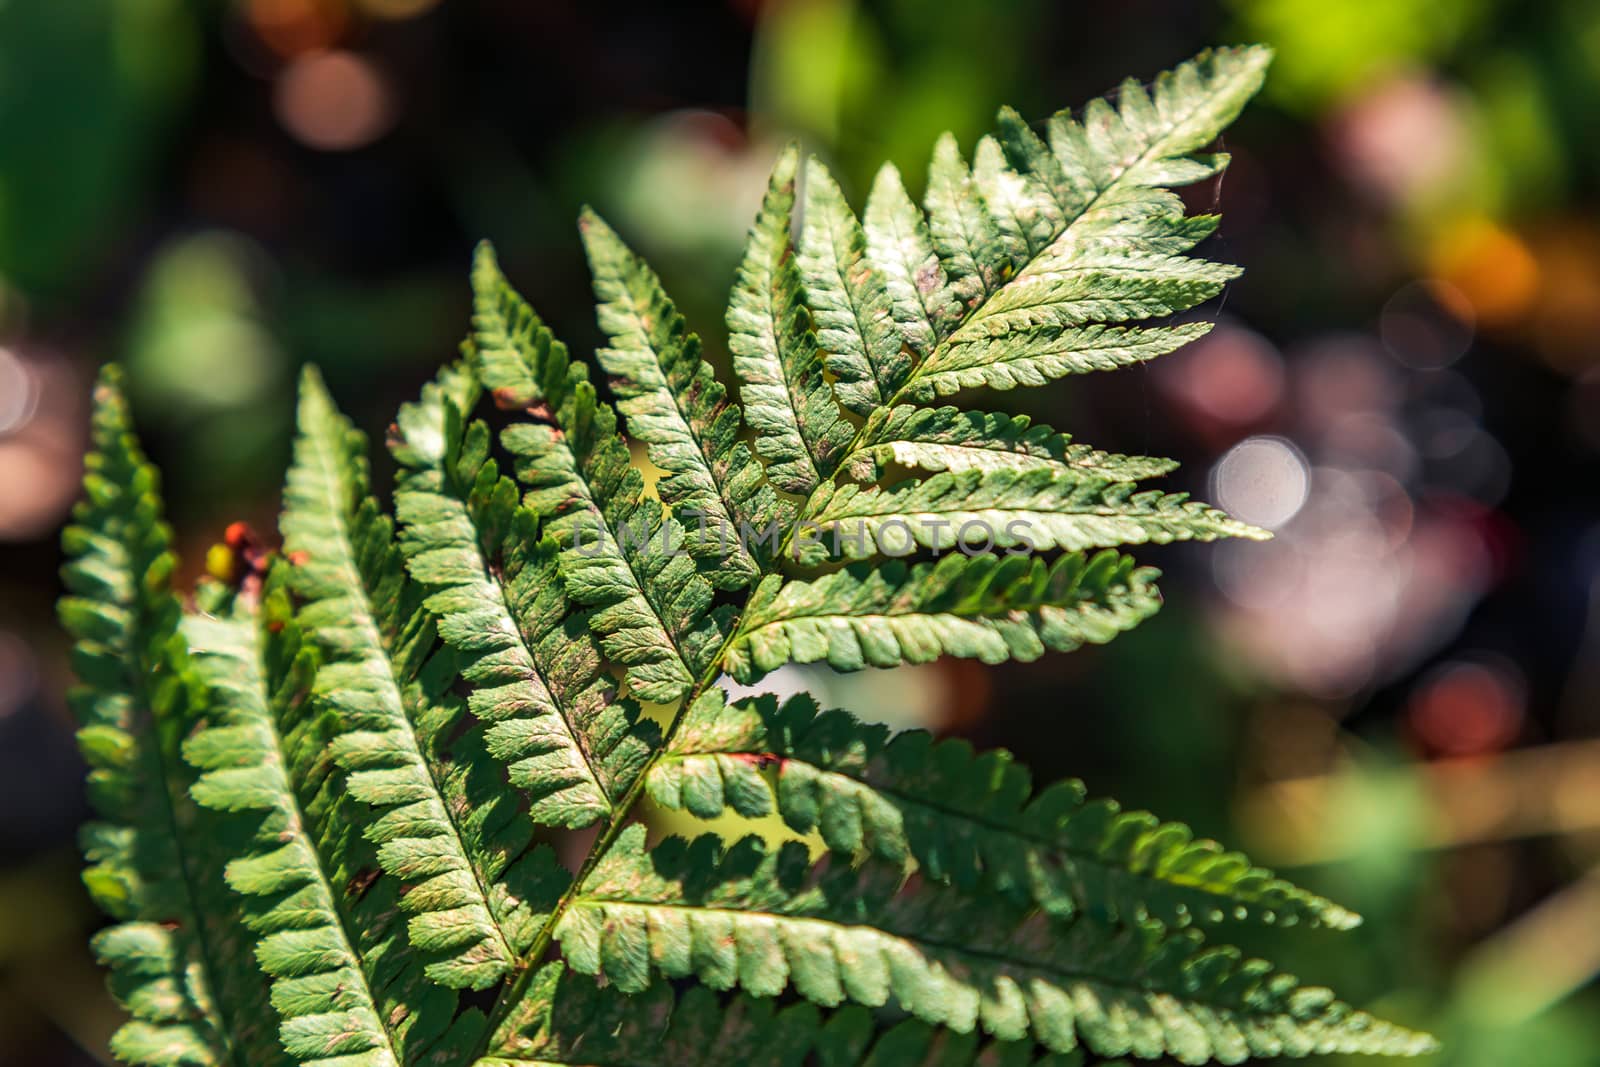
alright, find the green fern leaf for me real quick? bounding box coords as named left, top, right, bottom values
left=729, top=144, right=856, bottom=494
left=864, top=160, right=964, bottom=362
left=651, top=690, right=1358, bottom=931
left=486, top=963, right=817, bottom=1066
left=969, top=132, right=1057, bottom=269
left=810, top=1014, right=1121, bottom=1067
left=580, top=209, right=787, bottom=585
left=798, top=157, right=904, bottom=415
left=61, top=368, right=283, bottom=1066
left=992, top=107, right=1078, bottom=221
left=390, top=363, right=655, bottom=826
left=283, top=366, right=520, bottom=989
left=183, top=603, right=409, bottom=1066
left=799, top=467, right=1267, bottom=564
left=471, top=243, right=726, bottom=702
left=882, top=46, right=1268, bottom=401
left=907, top=319, right=1217, bottom=399
left=722, top=551, right=1160, bottom=681
left=850, top=404, right=1177, bottom=481
left=192, top=570, right=509, bottom=1063
left=924, top=133, right=1008, bottom=319
left=558, top=828, right=1435, bottom=1063
left=485, top=962, right=1111, bottom=1066
left=810, top=1015, right=1117, bottom=1067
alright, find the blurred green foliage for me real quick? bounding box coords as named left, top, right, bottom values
left=0, top=0, right=197, bottom=296
left=1228, top=0, right=1490, bottom=108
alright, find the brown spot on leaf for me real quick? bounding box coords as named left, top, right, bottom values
left=345, top=867, right=381, bottom=902
left=492, top=385, right=531, bottom=410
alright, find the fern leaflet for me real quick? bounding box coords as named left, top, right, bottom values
left=62, top=369, right=282, bottom=1067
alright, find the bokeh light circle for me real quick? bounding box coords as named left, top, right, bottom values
left=1380, top=279, right=1475, bottom=369
left=0, top=347, right=38, bottom=437
left=1210, top=435, right=1311, bottom=530
left=274, top=51, right=394, bottom=151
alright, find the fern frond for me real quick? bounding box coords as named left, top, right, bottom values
left=558, top=829, right=1435, bottom=1063
left=580, top=209, right=787, bottom=585
left=729, top=145, right=855, bottom=494
left=486, top=962, right=1111, bottom=1066
left=799, top=467, right=1267, bottom=564
left=390, top=363, right=655, bottom=826
left=850, top=405, right=1178, bottom=481
left=471, top=243, right=726, bottom=702
left=651, top=691, right=1357, bottom=931
left=61, top=368, right=282, bottom=1066
left=722, top=551, right=1161, bottom=682
left=798, top=158, right=905, bottom=415
left=876, top=46, right=1269, bottom=402
left=282, top=366, right=520, bottom=989
left=64, top=43, right=1442, bottom=1067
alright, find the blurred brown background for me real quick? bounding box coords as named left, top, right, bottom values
left=2, top=0, right=1599, bottom=1063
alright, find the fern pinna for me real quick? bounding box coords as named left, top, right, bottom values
left=62, top=47, right=1438, bottom=1067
